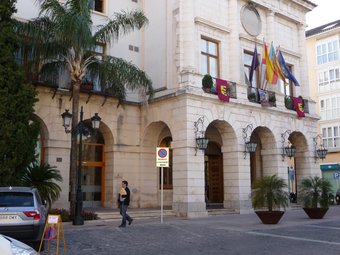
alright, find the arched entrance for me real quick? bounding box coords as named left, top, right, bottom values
left=82, top=123, right=105, bottom=207
left=205, top=142, right=223, bottom=207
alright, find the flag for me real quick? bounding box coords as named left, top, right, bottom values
left=265, top=42, right=278, bottom=84
left=293, top=96, right=305, bottom=117
left=249, top=45, right=260, bottom=85
left=277, top=50, right=300, bottom=86
left=260, top=43, right=267, bottom=88
left=258, top=89, right=270, bottom=107
left=274, top=48, right=286, bottom=83
left=215, top=78, right=230, bottom=102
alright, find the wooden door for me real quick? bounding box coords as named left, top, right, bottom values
left=207, top=155, right=223, bottom=203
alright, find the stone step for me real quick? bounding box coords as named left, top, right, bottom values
left=95, top=208, right=237, bottom=220
left=207, top=208, right=238, bottom=216
left=96, top=209, right=176, bottom=220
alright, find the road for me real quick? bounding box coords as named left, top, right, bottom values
left=41, top=206, right=340, bottom=255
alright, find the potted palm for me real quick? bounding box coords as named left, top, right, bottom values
left=299, top=176, right=332, bottom=219
left=251, top=175, right=289, bottom=224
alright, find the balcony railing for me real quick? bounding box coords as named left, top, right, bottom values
left=284, top=96, right=309, bottom=114
left=204, top=82, right=237, bottom=99
left=247, top=87, right=276, bottom=107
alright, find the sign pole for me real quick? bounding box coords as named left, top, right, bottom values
left=161, top=167, right=164, bottom=224
left=156, top=147, right=169, bottom=224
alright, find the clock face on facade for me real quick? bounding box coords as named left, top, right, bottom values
left=241, top=4, right=262, bottom=37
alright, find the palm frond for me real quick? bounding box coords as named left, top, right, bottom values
left=94, top=10, right=148, bottom=44
left=21, top=162, right=63, bottom=208
left=299, top=176, right=332, bottom=208
left=251, top=175, right=288, bottom=211
left=100, top=56, right=153, bottom=98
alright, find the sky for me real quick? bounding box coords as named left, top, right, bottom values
left=306, top=0, right=340, bottom=29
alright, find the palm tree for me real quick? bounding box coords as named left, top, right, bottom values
left=21, top=162, right=63, bottom=209
left=299, top=176, right=332, bottom=209
left=16, top=0, right=153, bottom=214
left=251, top=175, right=289, bottom=212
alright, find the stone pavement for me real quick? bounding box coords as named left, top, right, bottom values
left=40, top=206, right=340, bottom=255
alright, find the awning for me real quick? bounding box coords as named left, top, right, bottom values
left=320, top=164, right=340, bottom=171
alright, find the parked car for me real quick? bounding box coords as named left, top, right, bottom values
left=0, top=187, right=47, bottom=251
left=0, top=234, right=38, bottom=255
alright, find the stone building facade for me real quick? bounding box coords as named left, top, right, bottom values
left=306, top=20, right=340, bottom=194
left=15, top=0, right=320, bottom=217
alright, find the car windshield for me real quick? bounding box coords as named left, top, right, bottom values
left=0, top=192, right=34, bottom=207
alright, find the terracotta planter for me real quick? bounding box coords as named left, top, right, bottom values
left=255, top=211, right=285, bottom=224
left=303, top=208, right=328, bottom=219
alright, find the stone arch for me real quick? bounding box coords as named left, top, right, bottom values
left=205, top=120, right=239, bottom=210
left=251, top=126, right=278, bottom=181
left=31, top=114, right=49, bottom=163
left=140, top=121, right=173, bottom=208
left=289, top=131, right=310, bottom=192
left=92, top=120, right=114, bottom=208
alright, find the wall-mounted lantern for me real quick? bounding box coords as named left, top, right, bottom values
left=313, top=134, right=328, bottom=163
left=243, top=124, right=257, bottom=159
left=281, top=130, right=296, bottom=161
left=194, top=116, right=209, bottom=155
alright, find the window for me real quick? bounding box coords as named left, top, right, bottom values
left=318, top=67, right=340, bottom=92
left=200, top=37, right=219, bottom=77
left=316, top=39, right=339, bottom=65
left=159, top=137, right=172, bottom=190
left=322, top=125, right=340, bottom=148
left=89, top=0, right=104, bottom=13
left=320, top=96, right=340, bottom=120
left=279, top=64, right=293, bottom=97
left=244, top=50, right=259, bottom=88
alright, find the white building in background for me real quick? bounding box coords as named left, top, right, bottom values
left=14, top=0, right=320, bottom=217
left=306, top=20, right=340, bottom=193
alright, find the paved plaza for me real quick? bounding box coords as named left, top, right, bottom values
left=42, top=206, right=340, bottom=255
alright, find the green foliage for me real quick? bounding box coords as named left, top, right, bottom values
left=16, top=0, right=153, bottom=101
left=0, top=0, right=39, bottom=185
left=299, top=176, right=332, bottom=209
left=21, top=162, right=63, bottom=209
left=202, top=74, right=213, bottom=89
left=16, top=0, right=154, bottom=215
left=48, top=208, right=98, bottom=222
left=251, top=175, right=289, bottom=211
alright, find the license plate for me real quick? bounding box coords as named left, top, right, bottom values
left=0, top=214, right=18, bottom=221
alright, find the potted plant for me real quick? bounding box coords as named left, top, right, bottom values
left=251, top=175, right=289, bottom=224
left=202, top=74, right=213, bottom=92
left=299, top=176, right=332, bottom=219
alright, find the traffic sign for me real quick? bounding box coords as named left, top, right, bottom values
left=333, top=172, right=340, bottom=180
left=156, top=147, right=169, bottom=167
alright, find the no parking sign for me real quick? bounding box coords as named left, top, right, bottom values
left=156, top=147, right=169, bottom=167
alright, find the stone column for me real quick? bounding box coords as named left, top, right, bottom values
left=222, top=145, right=252, bottom=214
left=298, top=23, right=309, bottom=96
left=178, top=0, right=197, bottom=88
left=228, top=0, right=241, bottom=84
left=171, top=139, right=208, bottom=217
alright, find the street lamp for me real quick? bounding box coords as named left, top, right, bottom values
left=313, top=134, right=328, bottom=163
left=194, top=116, right=209, bottom=155
left=62, top=106, right=101, bottom=225
left=281, top=130, right=296, bottom=161
left=242, top=124, right=257, bottom=159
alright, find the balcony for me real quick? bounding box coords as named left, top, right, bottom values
left=284, top=96, right=309, bottom=114
left=247, top=87, right=276, bottom=107
left=204, top=82, right=237, bottom=99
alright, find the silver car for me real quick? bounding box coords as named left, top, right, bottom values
left=0, top=234, right=38, bottom=255
left=0, top=187, right=47, bottom=251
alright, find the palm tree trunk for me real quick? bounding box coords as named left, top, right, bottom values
left=70, top=81, right=80, bottom=216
